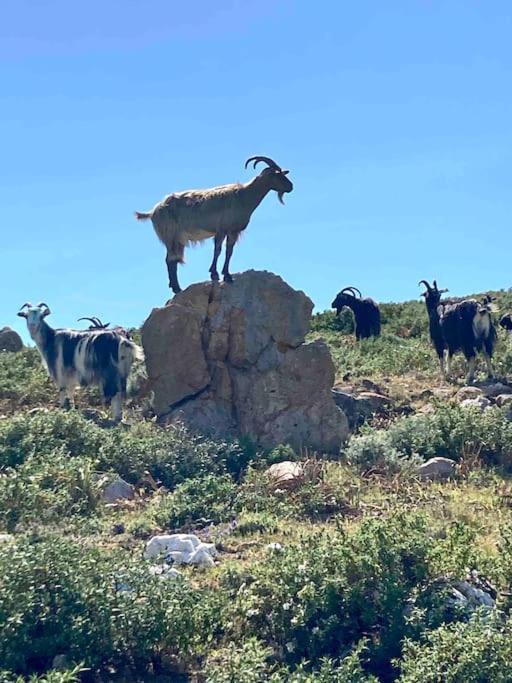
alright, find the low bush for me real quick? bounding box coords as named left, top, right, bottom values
left=153, top=473, right=237, bottom=529
left=398, top=613, right=512, bottom=682
left=221, top=514, right=436, bottom=677
left=0, top=537, right=224, bottom=676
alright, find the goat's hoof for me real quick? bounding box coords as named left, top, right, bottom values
left=223, top=274, right=233, bottom=284
left=210, top=272, right=220, bottom=282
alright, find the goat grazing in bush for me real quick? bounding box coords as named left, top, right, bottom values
left=134, top=156, right=293, bottom=293
left=331, top=287, right=381, bottom=339
left=419, top=280, right=496, bottom=383
left=18, top=303, right=143, bottom=421
left=500, top=313, right=512, bottom=333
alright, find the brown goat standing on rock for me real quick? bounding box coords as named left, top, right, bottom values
left=135, top=156, right=293, bottom=293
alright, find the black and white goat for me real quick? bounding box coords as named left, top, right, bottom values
left=18, top=303, right=143, bottom=421
left=500, top=314, right=512, bottom=333
left=331, top=287, right=381, bottom=339
left=419, top=280, right=496, bottom=384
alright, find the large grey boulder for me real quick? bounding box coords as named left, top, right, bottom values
left=142, top=271, right=348, bottom=453
left=0, top=327, right=23, bottom=352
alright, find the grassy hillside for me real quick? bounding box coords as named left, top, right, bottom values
left=1, top=291, right=512, bottom=682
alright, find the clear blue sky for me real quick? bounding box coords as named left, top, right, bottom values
left=2, top=0, right=511, bottom=339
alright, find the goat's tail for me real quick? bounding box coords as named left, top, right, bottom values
left=134, top=211, right=152, bottom=221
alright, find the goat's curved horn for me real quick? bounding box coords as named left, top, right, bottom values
left=17, top=302, right=32, bottom=318
left=37, top=303, right=51, bottom=317
left=346, top=287, right=362, bottom=298
left=244, top=156, right=282, bottom=171
left=340, top=287, right=357, bottom=297
left=418, top=280, right=432, bottom=290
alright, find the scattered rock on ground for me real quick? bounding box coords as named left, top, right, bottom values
left=496, top=394, right=512, bottom=408
left=149, top=564, right=182, bottom=580
left=456, top=386, right=484, bottom=402
left=479, top=382, right=512, bottom=398
left=142, top=271, right=348, bottom=453
left=144, top=534, right=218, bottom=568
left=416, top=457, right=456, bottom=480
left=101, top=477, right=135, bottom=503
left=266, top=461, right=303, bottom=483
left=332, top=387, right=392, bottom=430
left=460, top=396, right=491, bottom=411
left=0, top=327, right=23, bottom=352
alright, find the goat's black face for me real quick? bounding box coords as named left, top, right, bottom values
left=331, top=293, right=353, bottom=315
left=262, top=167, right=293, bottom=204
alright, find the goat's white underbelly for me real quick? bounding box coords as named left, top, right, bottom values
left=181, top=228, right=216, bottom=244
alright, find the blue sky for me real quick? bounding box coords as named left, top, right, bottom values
left=2, top=0, right=511, bottom=339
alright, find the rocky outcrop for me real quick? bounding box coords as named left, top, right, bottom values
left=0, top=327, right=23, bottom=352
left=142, top=271, right=348, bottom=453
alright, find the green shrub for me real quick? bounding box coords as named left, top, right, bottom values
left=204, top=638, right=378, bottom=682
left=398, top=613, right=512, bottom=682
left=344, top=430, right=422, bottom=474
left=0, top=349, right=53, bottom=410
left=153, top=473, right=237, bottom=529
left=0, top=411, right=260, bottom=489
left=0, top=451, right=101, bottom=532
left=221, top=514, right=433, bottom=676
left=0, top=537, right=223, bottom=676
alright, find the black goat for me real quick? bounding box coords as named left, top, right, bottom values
left=78, top=316, right=132, bottom=339
left=419, top=280, right=496, bottom=383
left=500, top=314, right=512, bottom=332
left=331, top=287, right=381, bottom=340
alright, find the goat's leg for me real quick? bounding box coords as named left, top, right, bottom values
left=166, top=253, right=181, bottom=294
left=58, top=387, right=71, bottom=410
left=438, top=352, right=446, bottom=380
left=209, top=234, right=224, bottom=282
left=482, top=350, right=494, bottom=379
left=111, top=393, right=123, bottom=423
left=465, top=356, right=476, bottom=384
left=222, top=234, right=237, bottom=283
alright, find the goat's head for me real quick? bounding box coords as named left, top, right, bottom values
left=17, top=302, right=51, bottom=333
left=499, top=313, right=512, bottom=332
left=245, top=156, right=293, bottom=204
left=331, top=287, right=362, bottom=314
left=419, top=280, right=448, bottom=310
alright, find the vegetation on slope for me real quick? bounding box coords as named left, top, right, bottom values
left=1, top=290, right=512, bottom=681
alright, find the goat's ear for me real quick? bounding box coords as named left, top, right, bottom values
left=17, top=311, right=28, bottom=318
left=420, top=292, right=427, bottom=298
left=439, top=288, right=449, bottom=294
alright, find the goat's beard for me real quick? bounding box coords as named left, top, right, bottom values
left=277, top=191, right=285, bottom=204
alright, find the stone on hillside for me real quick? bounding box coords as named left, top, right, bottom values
left=0, top=327, right=23, bottom=352
left=416, top=457, right=456, bottom=480
left=144, top=534, right=218, bottom=568
left=496, top=394, right=512, bottom=408
left=101, top=477, right=135, bottom=503
left=460, top=396, right=491, bottom=411
left=266, top=461, right=303, bottom=483
left=455, top=386, right=483, bottom=402
left=142, top=271, right=348, bottom=453
left=480, top=382, right=512, bottom=398
left=332, top=388, right=391, bottom=430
